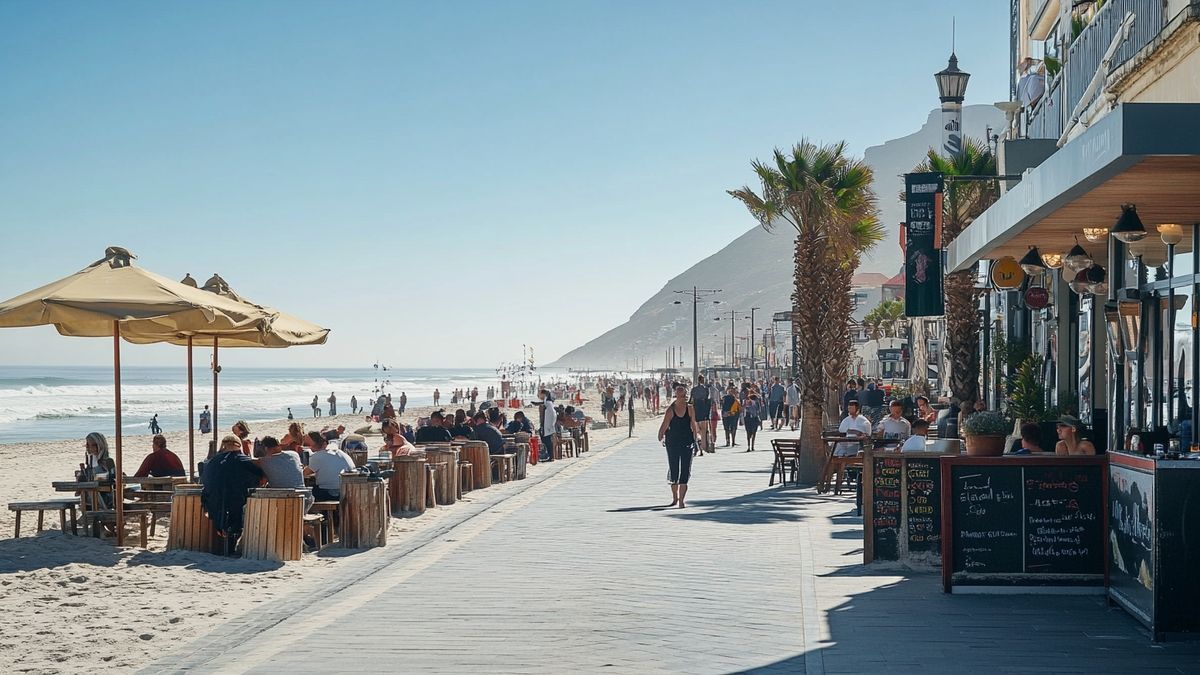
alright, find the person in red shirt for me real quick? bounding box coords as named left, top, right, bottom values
left=133, top=434, right=186, bottom=477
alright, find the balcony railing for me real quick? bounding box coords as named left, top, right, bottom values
left=1025, top=0, right=1166, bottom=140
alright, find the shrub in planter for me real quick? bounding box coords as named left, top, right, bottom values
left=962, top=410, right=1011, bottom=456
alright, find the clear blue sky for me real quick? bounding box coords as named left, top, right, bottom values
left=0, top=0, right=1009, bottom=368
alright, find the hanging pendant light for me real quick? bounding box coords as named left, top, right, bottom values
left=1019, top=246, right=1048, bottom=275
left=1083, top=226, right=1109, bottom=243
left=1069, top=269, right=1091, bottom=294
left=1039, top=251, right=1064, bottom=269
left=1065, top=240, right=1093, bottom=272
left=1083, top=265, right=1107, bottom=294
left=1158, top=223, right=1184, bottom=246
left=1111, top=203, right=1147, bottom=243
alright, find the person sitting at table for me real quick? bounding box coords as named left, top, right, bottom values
left=381, top=418, right=416, bottom=456
left=1010, top=422, right=1046, bottom=455
left=82, top=431, right=117, bottom=509
left=256, top=435, right=313, bottom=512
left=133, top=434, right=186, bottom=477
left=505, top=410, right=534, bottom=435
left=304, top=431, right=356, bottom=501
left=473, top=410, right=507, bottom=455
left=915, top=395, right=937, bottom=424
left=201, top=435, right=266, bottom=553
left=449, top=409, right=476, bottom=440
left=1055, top=415, right=1096, bottom=455
left=414, top=410, right=453, bottom=444
left=835, top=400, right=872, bottom=457
left=900, top=419, right=930, bottom=452
left=232, top=420, right=254, bottom=456
left=875, top=400, right=912, bottom=441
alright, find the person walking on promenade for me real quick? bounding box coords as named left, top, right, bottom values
left=690, top=375, right=713, bottom=455
left=785, top=378, right=801, bottom=432
left=327, top=392, right=337, bottom=416
left=658, top=383, right=701, bottom=508
left=628, top=390, right=636, bottom=438
left=198, top=405, right=211, bottom=434
left=720, top=385, right=741, bottom=447
left=768, top=377, right=786, bottom=431
left=538, top=389, right=557, bottom=462
left=742, top=393, right=763, bottom=451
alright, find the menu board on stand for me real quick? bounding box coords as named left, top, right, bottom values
left=940, top=455, right=1108, bottom=593
left=862, top=448, right=951, bottom=565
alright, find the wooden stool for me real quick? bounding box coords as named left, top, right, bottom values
left=88, top=509, right=150, bottom=548
left=310, top=501, right=340, bottom=545
left=424, top=449, right=458, bottom=506
left=460, top=441, right=492, bottom=490
left=490, top=454, right=516, bottom=483
left=459, top=462, right=474, bottom=492
left=425, top=463, right=442, bottom=508
left=554, top=436, right=576, bottom=459
left=303, top=513, right=324, bottom=551
left=8, top=499, right=79, bottom=537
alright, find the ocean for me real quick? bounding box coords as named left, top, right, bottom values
left=0, top=365, right=529, bottom=444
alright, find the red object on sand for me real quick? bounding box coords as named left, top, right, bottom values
left=529, top=436, right=539, bottom=466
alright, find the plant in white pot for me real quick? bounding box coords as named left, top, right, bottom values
left=961, top=410, right=1012, bottom=456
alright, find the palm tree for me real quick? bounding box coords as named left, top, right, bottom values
left=907, top=138, right=999, bottom=408
left=863, top=299, right=905, bottom=338
left=729, top=140, right=880, bottom=484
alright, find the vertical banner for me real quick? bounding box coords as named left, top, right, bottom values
left=905, top=172, right=945, bottom=317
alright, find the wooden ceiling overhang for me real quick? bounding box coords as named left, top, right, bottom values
left=948, top=103, right=1200, bottom=273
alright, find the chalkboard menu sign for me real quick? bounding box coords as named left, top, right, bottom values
left=1109, top=462, right=1154, bottom=618
left=950, top=465, right=1023, bottom=574
left=941, top=456, right=1108, bottom=592
left=906, top=459, right=941, bottom=553
left=871, top=456, right=902, bottom=560
left=1024, top=466, right=1104, bottom=574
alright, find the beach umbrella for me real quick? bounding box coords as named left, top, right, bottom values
left=119, top=272, right=328, bottom=477
left=0, top=247, right=276, bottom=545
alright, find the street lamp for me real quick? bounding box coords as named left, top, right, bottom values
left=934, top=51, right=970, bottom=156
left=673, top=287, right=721, bottom=384
left=748, top=307, right=760, bottom=376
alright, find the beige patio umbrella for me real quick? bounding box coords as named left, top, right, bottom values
left=120, top=272, right=329, bottom=477
left=0, top=247, right=275, bottom=545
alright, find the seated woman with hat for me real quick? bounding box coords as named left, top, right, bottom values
left=1055, top=415, right=1096, bottom=455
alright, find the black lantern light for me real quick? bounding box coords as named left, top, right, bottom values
left=1111, top=203, right=1147, bottom=243
left=1065, top=240, right=1092, bottom=272
left=934, top=53, right=970, bottom=103
left=1019, top=246, right=1048, bottom=275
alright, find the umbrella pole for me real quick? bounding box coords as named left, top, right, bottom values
left=187, top=336, right=194, bottom=481
left=213, top=336, right=219, bottom=445
left=113, top=321, right=124, bottom=547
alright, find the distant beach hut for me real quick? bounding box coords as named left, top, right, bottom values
left=0, top=247, right=275, bottom=545
left=121, top=273, right=328, bottom=476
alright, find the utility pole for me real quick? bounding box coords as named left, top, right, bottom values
left=749, top=307, right=760, bottom=378
left=673, top=286, right=721, bottom=385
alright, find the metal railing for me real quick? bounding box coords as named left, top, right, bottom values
left=1025, top=0, right=1165, bottom=139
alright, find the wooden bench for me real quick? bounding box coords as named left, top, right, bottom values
left=310, top=501, right=339, bottom=546
left=554, top=435, right=577, bottom=459
left=87, top=509, right=150, bottom=547
left=8, top=499, right=79, bottom=537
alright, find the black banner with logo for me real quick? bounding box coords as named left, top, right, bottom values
left=905, top=172, right=944, bottom=317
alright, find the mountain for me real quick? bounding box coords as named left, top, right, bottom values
left=548, top=105, right=1005, bottom=370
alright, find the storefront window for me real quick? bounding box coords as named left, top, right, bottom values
left=1079, top=297, right=1092, bottom=424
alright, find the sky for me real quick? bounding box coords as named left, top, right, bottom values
left=0, top=0, right=1010, bottom=369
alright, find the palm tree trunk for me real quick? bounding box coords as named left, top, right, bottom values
left=798, top=402, right=826, bottom=484
left=945, top=269, right=981, bottom=406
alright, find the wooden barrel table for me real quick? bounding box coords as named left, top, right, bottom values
left=424, top=449, right=458, bottom=506
left=338, top=474, right=388, bottom=549
left=166, top=485, right=220, bottom=553
left=241, top=488, right=305, bottom=562
left=391, top=455, right=427, bottom=516
left=460, top=441, right=492, bottom=490
left=349, top=449, right=369, bottom=468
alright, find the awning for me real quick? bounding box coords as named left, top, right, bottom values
left=948, top=103, right=1200, bottom=273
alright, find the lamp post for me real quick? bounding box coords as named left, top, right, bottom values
left=715, top=310, right=751, bottom=370
left=934, top=51, right=970, bottom=156
left=748, top=307, right=760, bottom=377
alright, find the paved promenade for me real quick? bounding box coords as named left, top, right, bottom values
left=147, top=427, right=1200, bottom=674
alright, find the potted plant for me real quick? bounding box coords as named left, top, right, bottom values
left=962, top=410, right=1012, bottom=456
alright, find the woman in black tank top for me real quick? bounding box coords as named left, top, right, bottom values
left=657, top=383, right=700, bottom=508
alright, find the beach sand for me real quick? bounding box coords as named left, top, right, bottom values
left=0, top=399, right=653, bottom=674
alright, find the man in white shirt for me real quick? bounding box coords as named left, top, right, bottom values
left=900, top=419, right=931, bottom=452
left=538, top=389, right=557, bottom=463
left=305, top=431, right=356, bottom=501
left=835, top=401, right=872, bottom=456
left=875, top=400, right=912, bottom=440
left=785, top=379, right=801, bottom=432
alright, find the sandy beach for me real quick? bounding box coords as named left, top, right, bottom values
left=0, top=398, right=653, bottom=674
